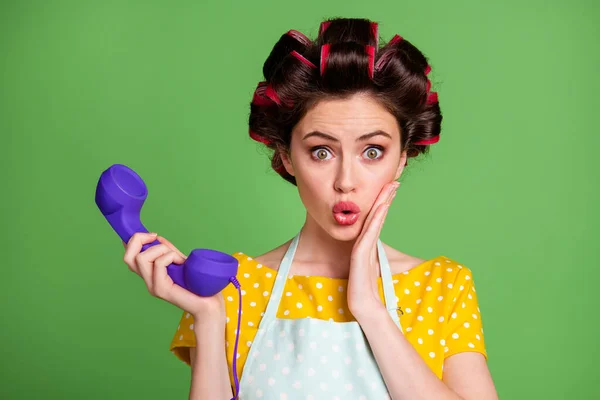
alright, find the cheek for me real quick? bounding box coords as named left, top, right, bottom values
left=367, top=178, right=391, bottom=202
left=295, top=172, right=329, bottom=210
left=297, top=176, right=326, bottom=202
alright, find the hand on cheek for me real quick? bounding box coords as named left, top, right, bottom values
left=348, top=180, right=400, bottom=316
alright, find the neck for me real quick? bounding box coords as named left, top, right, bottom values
left=292, top=212, right=360, bottom=277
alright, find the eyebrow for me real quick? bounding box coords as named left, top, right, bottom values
left=302, top=130, right=392, bottom=142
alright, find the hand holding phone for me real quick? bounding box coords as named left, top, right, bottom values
left=95, top=163, right=238, bottom=297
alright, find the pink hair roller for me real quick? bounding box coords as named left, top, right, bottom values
left=319, top=21, right=331, bottom=35
left=265, top=84, right=282, bottom=105
left=413, top=135, right=440, bottom=145
left=426, top=91, right=438, bottom=105
left=287, top=30, right=311, bottom=46
left=290, top=50, right=317, bottom=69
left=320, top=43, right=331, bottom=76
left=249, top=130, right=272, bottom=145
left=374, top=34, right=404, bottom=72
left=252, top=81, right=275, bottom=107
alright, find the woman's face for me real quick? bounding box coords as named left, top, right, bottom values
left=280, top=92, right=407, bottom=241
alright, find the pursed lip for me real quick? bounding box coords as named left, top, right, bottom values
left=332, top=201, right=361, bottom=214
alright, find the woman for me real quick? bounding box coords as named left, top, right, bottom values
left=123, top=17, right=498, bottom=400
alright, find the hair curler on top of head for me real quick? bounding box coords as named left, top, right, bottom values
left=248, top=17, right=443, bottom=184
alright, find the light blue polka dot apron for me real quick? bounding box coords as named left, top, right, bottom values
left=236, top=230, right=403, bottom=399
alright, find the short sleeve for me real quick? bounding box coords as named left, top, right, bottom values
left=443, top=267, right=488, bottom=360
left=168, top=251, right=248, bottom=367
left=169, top=310, right=197, bottom=366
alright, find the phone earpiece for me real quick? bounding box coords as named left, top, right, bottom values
left=95, top=163, right=239, bottom=296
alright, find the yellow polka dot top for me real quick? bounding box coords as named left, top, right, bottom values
left=170, top=253, right=488, bottom=386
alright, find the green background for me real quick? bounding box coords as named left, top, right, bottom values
left=2, top=0, right=598, bottom=399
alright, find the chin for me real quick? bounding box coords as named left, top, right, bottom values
left=326, top=217, right=363, bottom=242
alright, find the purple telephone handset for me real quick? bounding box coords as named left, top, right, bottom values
left=94, top=163, right=239, bottom=297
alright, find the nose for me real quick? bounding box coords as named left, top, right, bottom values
left=333, top=156, right=357, bottom=193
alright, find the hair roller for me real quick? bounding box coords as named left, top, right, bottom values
left=426, top=91, right=438, bottom=105
left=320, top=44, right=331, bottom=76
left=319, top=21, right=331, bottom=36
left=425, top=64, right=431, bottom=76
left=252, top=81, right=276, bottom=106
left=290, top=50, right=317, bottom=69
left=413, top=135, right=440, bottom=145
left=265, top=83, right=295, bottom=108
left=370, top=22, right=379, bottom=48
left=374, top=34, right=404, bottom=72
left=371, top=22, right=379, bottom=48
left=265, top=83, right=282, bottom=105
left=249, top=130, right=272, bottom=145
left=286, top=30, right=311, bottom=46
left=390, top=34, right=403, bottom=45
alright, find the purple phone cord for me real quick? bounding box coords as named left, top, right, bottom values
left=229, top=276, right=242, bottom=400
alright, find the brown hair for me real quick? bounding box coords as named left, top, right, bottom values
left=249, top=17, right=442, bottom=186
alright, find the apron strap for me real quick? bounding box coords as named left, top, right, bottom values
left=257, top=231, right=402, bottom=333
left=378, top=239, right=404, bottom=333
left=259, top=231, right=301, bottom=327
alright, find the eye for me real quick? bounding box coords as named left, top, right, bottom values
left=311, top=147, right=332, bottom=161
left=364, top=146, right=383, bottom=160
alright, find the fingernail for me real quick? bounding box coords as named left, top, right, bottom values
left=150, top=232, right=157, bottom=236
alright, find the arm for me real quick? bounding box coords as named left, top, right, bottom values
left=189, top=319, right=233, bottom=400
left=358, top=307, right=498, bottom=400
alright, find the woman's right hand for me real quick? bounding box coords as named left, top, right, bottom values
left=122, top=232, right=226, bottom=323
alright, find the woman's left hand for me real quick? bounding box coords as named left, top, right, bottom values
left=347, top=180, right=400, bottom=320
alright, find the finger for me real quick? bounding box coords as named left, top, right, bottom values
left=360, top=183, right=398, bottom=257
left=155, top=236, right=187, bottom=259
left=357, top=181, right=399, bottom=244
left=152, top=250, right=186, bottom=300
left=135, top=243, right=173, bottom=288
left=153, top=251, right=212, bottom=313
left=374, top=199, right=393, bottom=245
left=123, top=232, right=158, bottom=271
left=356, top=202, right=390, bottom=258
left=365, top=181, right=398, bottom=225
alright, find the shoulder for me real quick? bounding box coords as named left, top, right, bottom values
left=381, top=242, right=429, bottom=275
left=239, top=239, right=294, bottom=272
left=228, top=239, right=292, bottom=278
left=243, top=240, right=436, bottom=276
left=382, top=243, right=477, bottom=286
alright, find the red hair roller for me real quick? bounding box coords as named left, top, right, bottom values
left=426, top=92, right=438, bottom=105
left=252, top=81, right=275, bottom=107
left=287, top=30, right=311, bottom=46
left=265, top=83, right=294, bottom=108
left=291, top=50, right=317, bottom=69
left=320, top=43, right=331, bottom=76
left=374, top=34, right=404, bottom=72
left=390, top=34, right=403, bottom=45
left=265, top=84, right=282, bottom=106
left=249, top=130, right=272, bottom=145
left=319, top=21, right=331, bottom=36
left=413, top=135, right=440, bottom=145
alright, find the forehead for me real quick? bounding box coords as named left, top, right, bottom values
left=294, top=93, right=399, bottom=138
